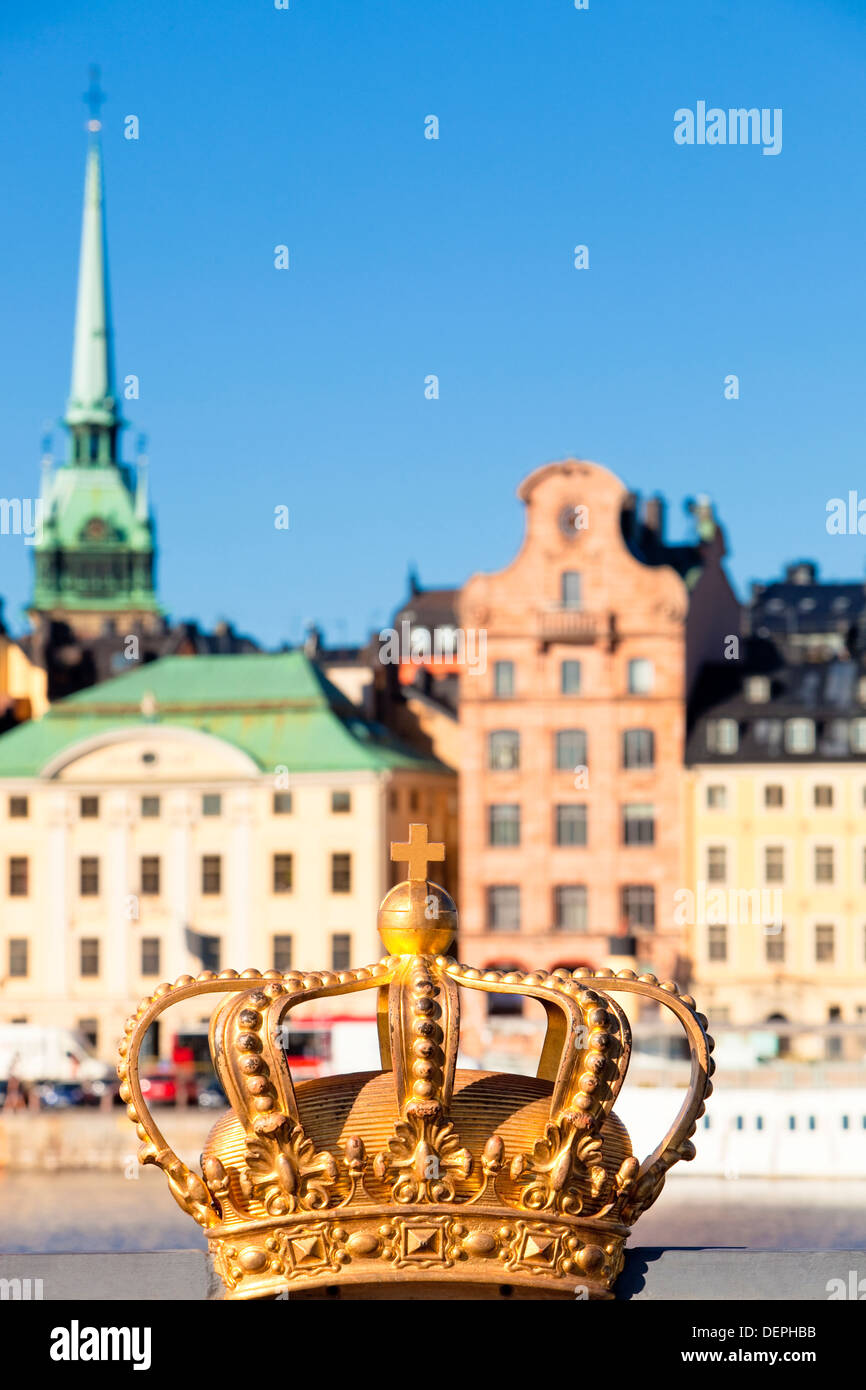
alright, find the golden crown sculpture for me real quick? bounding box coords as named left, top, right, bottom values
left=118, top=826, right=714, bottom=1299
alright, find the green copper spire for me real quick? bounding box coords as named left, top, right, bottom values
left=29, top=71, right=161, bottom=627
left=66, top=130, right=117, bottom=430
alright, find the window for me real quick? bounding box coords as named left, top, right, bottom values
left=814, top=846, right=834, bottom=884
left=627, top=659, right=654, bottom=695
left=273, top=791, right=293, bottom=814
left=9, top=856, right=28, bottom=896
left=821, top=718, right=848, bottom=757
left=706, top=785, right=727, bottom=809
left=561, top=571, right=582, bottom=609
left=622, top=728, right=654, bottom=770
left=78, top=1018, right=98, bottom=1050
left=9, top=796, right=28, bottom=818
left=850, top=719, right=866, bottom=753
left=707, top=718, right=738, bottom=754
left=202, top=793, right=222, bottom=817
left=80, top=795, right=99, bottom=818
left=331, top=853, right=352, bottom=893
left=621, top=885, right=655, bottom=928
left=273, top=934, right=293, bottom=972
left=488, top=730, right=520, bottom=771
left=814, top=785, right=834, bottom=808
left=707, top=846, right=727, bottom=883
left=485, top=962, right=524, bottom=1016
left=273, top=853, right=294, bottom=893
left=623, top=803, right=655, bottom=846
left=708, top=925, right=727, bottom=961
left=331, top=933, right=352, bottom=972
left=493, top=661, right=515, bottom=698
left=745, top=675, right=770, bottom=703
left=561, top=660, right=582, bottom=695
left=80, top=938, right=100, bottom=977
left=755, top=719, right=783, bottom=755
left=409, top=790, right=419, bottom=812
left=785, top=719, right=815, bottom=754
left=8, top=939, right=28, bottom=977
left=764, top=784, right=784, bottom=808
left=140, top=856, right=161, bottom=895
left=202, top=855, right=222, bottom=894
left=200, top=936, right=221, bottom=973
left=489, top=804, right=520, bottom=846
left=815, top=923, right=835, bottom=963
left=555, top=729, right=587, bottom=772
left=331, top=790, right=351, bottom=813
left=764, top=846, right=784, bottom=883
left=487, top=886, right=520, bottom=931
left=555, top=804, right=587, bottom=847
left=80, top=857, right=99, bottom=896
left=766, top=925, right=786, bottom=963
left=554, top=885, right=587, bottom=932
left=141, top=795, right=160, bottom=818
left=141, top=938, right=161, bottom=975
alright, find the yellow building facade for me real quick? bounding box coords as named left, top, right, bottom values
left=686, top=762, right=866, bottom=1046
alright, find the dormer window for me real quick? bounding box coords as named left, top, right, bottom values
left=745, top=675, right=770, bottom=703
left=707, top=718, right=738, bottom=754
left=785, top=719, right=815, bottom=754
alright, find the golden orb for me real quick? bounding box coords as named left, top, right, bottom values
left=377, top=879, right=457, bottom=956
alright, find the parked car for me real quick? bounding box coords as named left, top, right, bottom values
left=196, top=1076, right=228, bottom=1109
left=140, top=1067, right=178, bottom=1106
left=34, top=1081, right=85, bottom=1109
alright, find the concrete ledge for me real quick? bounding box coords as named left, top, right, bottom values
left=0, top=1249, right=862, bottom=1300
left=619, top=1248, right=866, bottom=1300
left=0, top=1251, right=213, bottom=1301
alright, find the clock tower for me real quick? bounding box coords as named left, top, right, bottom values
left=29, top=76, right=161, bottom=641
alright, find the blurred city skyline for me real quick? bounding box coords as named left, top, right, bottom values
left=3, top=0, right=866, bottom=649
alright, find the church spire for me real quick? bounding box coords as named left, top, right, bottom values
left=29, top=69, right=161, bottom=632
left=66, top=67, right=118, bottom=436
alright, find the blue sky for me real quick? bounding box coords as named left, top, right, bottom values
left=2, top=0, right=865, bottom=647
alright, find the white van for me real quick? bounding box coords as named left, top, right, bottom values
left=0, top=1025, right=113, bottom=1084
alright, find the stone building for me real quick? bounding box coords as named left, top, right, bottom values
left=686, top=639, right=866, bottom=1054
left=0, top=652, right=455, bottom=1061
left=456, top=458, right=738, bottom=1059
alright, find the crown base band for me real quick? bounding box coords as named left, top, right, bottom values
left=209, top=1208, right=629, bottom=1301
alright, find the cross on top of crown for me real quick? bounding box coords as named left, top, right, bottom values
left=391, top=824, right=445, bottom=883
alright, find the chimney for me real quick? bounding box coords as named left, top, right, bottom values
left=621, top=492, right=639, bottom=545
left=643, top=494, right=666, bottom=539
left=785, top=561, right=817, bottom=585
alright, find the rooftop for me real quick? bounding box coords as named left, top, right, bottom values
left=0, top=652, right=449, bottom=779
